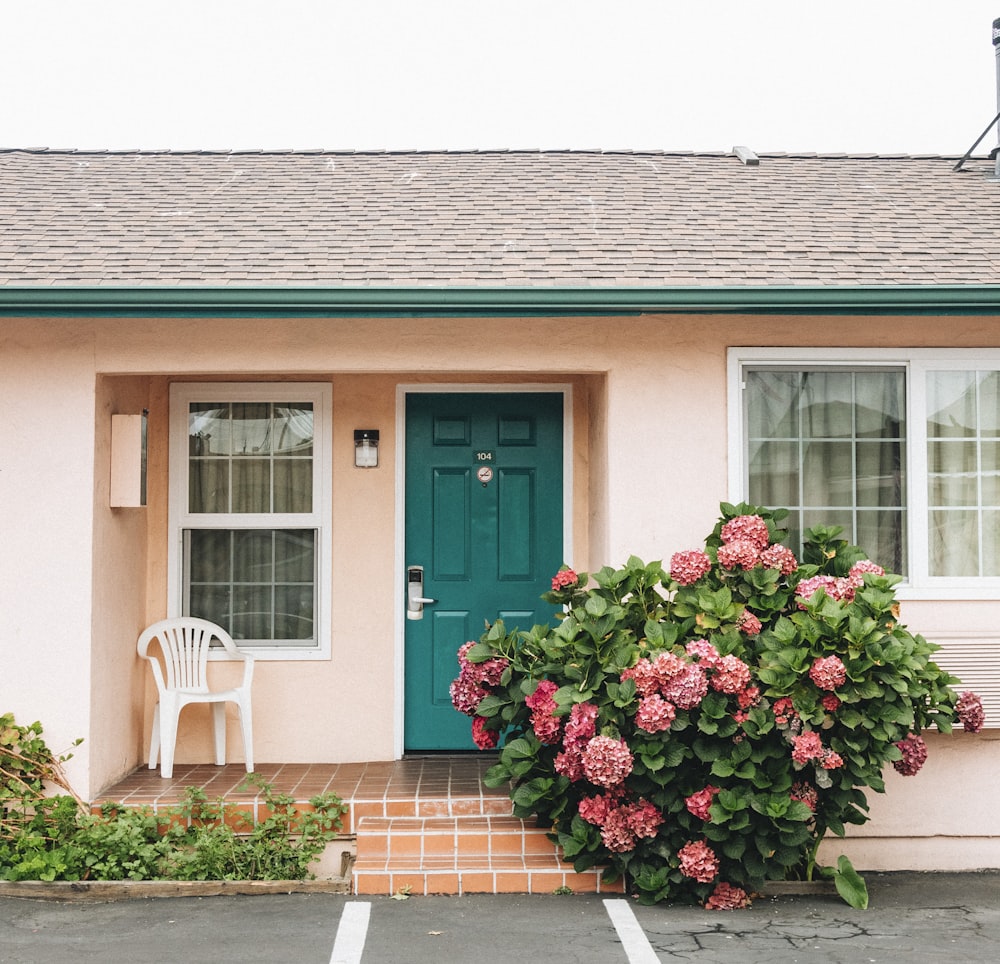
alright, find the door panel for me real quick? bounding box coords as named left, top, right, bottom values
left=404, top=392, right=564, bottom=750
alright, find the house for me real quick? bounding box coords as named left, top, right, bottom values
left=1, top=146, right=998, bottom=872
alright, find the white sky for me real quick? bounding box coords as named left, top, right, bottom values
left=3, top=1, right=1000, bottom=155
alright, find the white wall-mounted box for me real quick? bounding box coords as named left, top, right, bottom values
left=110, top=413, right=147, bottom=507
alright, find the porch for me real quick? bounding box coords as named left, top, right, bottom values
left=94, top=756, right=624, bottom=897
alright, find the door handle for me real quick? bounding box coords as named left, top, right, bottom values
left=406, top=565, right=437, bottom=620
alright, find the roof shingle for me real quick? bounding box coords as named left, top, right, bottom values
left=2, top=148, right=999, bottom=287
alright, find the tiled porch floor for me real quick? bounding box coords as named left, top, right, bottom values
left=95, top=756, right=623, bottom=896
left=94, top=755, right=512, bottom=833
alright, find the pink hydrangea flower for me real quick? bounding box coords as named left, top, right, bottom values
left=684, top=640, right=720, bottom=667
left=737, top=685, right=761, bottom=710
left=737, top=610, right=762, bottom=636
left=652, top=650, right=690, bottom=683
left=720, top=514, right=770, bottom=550
left=600, top=807, right=638, bottom=853
left=551, top=567, right=579, bottom=591
left=772, top=697, right=798, bottom=726
left=623, top=658, right=661, bottom=698
left=670, top=549, right=712, bottom=586
left=710, top=654, right=753, bottom=694
left=450, top=672, right=487, bottom=715
left=626, top=799, right=664, bottom=839
left=685, top=785, right=720, bottom=821
left=821, top=751, right=844, bottom=770
left=564, top=702, right=599, bottom=747
left=956, top=691, right=985, bottom=733
left=791, top=730, right=825, bottom=765
left=678, top=839, right=720, bottom=883
left=526, top=679, right=558, bottom=711
left=821, top=693, right=841, bottom=713
left=581, top=736, right=634, bottom=788
left=661, top=663, right=709, bottom=710
left=795, top=574, right=854, bottom=608
left=717, top=540, right=760, bottom=571
left=636, top=694, right=677, bottom=733
left=578, top=792, right=619, bottom=827
left=810, top=655, right=847, bottom=691
left=760, top=543, right=799, bottom=575
left=532, top=712, right=562, bottom=745
left=472, top=715, right=499, bottom=749
left=893, top=733, right=928, bottom=776
left=847, top=560, right=885, bottom=587
left=554, top=747, right=585, bottom=781
left=705, top=881, right=751, bottom=910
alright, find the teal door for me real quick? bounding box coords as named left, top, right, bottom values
left=404, top=392, right=565, bottom=750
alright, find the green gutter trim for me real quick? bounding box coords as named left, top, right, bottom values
left=3, top=285, right=1000, bottom=315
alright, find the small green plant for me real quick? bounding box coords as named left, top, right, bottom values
left=1, top=714, right=347, bottom=882
left=451, top=504, right=985, bottom=910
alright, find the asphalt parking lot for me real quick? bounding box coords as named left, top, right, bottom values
left=1, top=873, right=998, bottom=963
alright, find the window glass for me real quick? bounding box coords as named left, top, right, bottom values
left=927, top=371, right=1000, bottom=576
left=745, top=368, right=906, bottom=574
left=171, top=385, right=327, bottom=654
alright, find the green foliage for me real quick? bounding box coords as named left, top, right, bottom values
left=1, top=715, right=347, bottom=882
left=453, top=504, right=978, bottom=909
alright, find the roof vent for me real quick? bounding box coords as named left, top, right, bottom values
left=733, top=146, right=759, bottom=166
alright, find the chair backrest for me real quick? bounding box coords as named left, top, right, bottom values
left=137, top=617, right=238, bottom=694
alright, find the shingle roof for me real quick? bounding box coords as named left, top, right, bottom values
left=2, top=148, right=1000, bottom=287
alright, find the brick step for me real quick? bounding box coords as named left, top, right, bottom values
left=344, top=790, right=514, bottom=833
left=352, top=814, right=624, bottom=897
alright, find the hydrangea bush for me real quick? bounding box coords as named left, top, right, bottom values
left=451, top=504, right=985, bottom=909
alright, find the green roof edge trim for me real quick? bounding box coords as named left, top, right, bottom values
left=3, top=285, right=1000, bottom=315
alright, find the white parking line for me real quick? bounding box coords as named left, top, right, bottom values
left=329, top=901, right=372, bottom=964
left=603, top=899, right=660, bottom=964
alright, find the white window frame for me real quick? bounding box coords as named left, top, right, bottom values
left=168, top=382, right=333, bottom=660
left=728, top=348, right=1000, bottom=600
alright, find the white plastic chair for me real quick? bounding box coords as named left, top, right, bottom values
left=137, top=616, right=255, bottom=779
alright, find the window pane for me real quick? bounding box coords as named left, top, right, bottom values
left=927, top=371, right=977, bottom=438
left=189, top=459, right=229, bottom=514
left=929, top=509, right=979, bottom=577
left=802, top=440, right=854, bottom=506
left=189, top=529, right=231, bottom=582
left=274, top=460, right=313, bottom=513
left=928, top=440, right=978, bottom=506
left=983, top=509, right=1000, bottom=576
left=274, top=404, right=314, bottom=455
left=748, top=440, right=799, bottom=506
left=746, top=368, right=906, bottom=573
left=926, top=371, right=1000, bottom=577
left=982, top=441, right=1000, bottom=504
left=856, top=441, right=904, bottom=507
left=184, top=529, right=316, bottom=644
left=231, top=403, right=272, bottom=455
left=746, top=371, right=799, bottom=438
left=232, top=459, right=271, bottom=513
left=189, top=404, right=231, bottom=455
left=802, top=372, right=854, bottom=438
left=188, top=401, right=314, bottom=514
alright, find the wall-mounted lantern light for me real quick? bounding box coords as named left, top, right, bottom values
left=354, top=429, right=379, bottom=468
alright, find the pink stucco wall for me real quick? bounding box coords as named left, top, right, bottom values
left=2, top=310, right=997, bottom=870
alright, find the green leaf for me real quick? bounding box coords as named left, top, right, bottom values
left=833, top=855, right=869, bottom=910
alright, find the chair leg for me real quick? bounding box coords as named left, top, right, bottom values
left=211, top=703, right=227, bottom=766
left=148, top=703, right=161, bottom=770
left=159, top=695, right=180, bottom=780
left=237, top=697, right=254, bottom=774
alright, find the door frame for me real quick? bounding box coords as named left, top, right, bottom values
left=393, top=382, right=575, bottom=757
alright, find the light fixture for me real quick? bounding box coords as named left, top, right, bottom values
left=354, top=429, right=379, bottom=468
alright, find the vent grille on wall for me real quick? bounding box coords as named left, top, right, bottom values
left=926, top=632, right=1000, bottom=729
